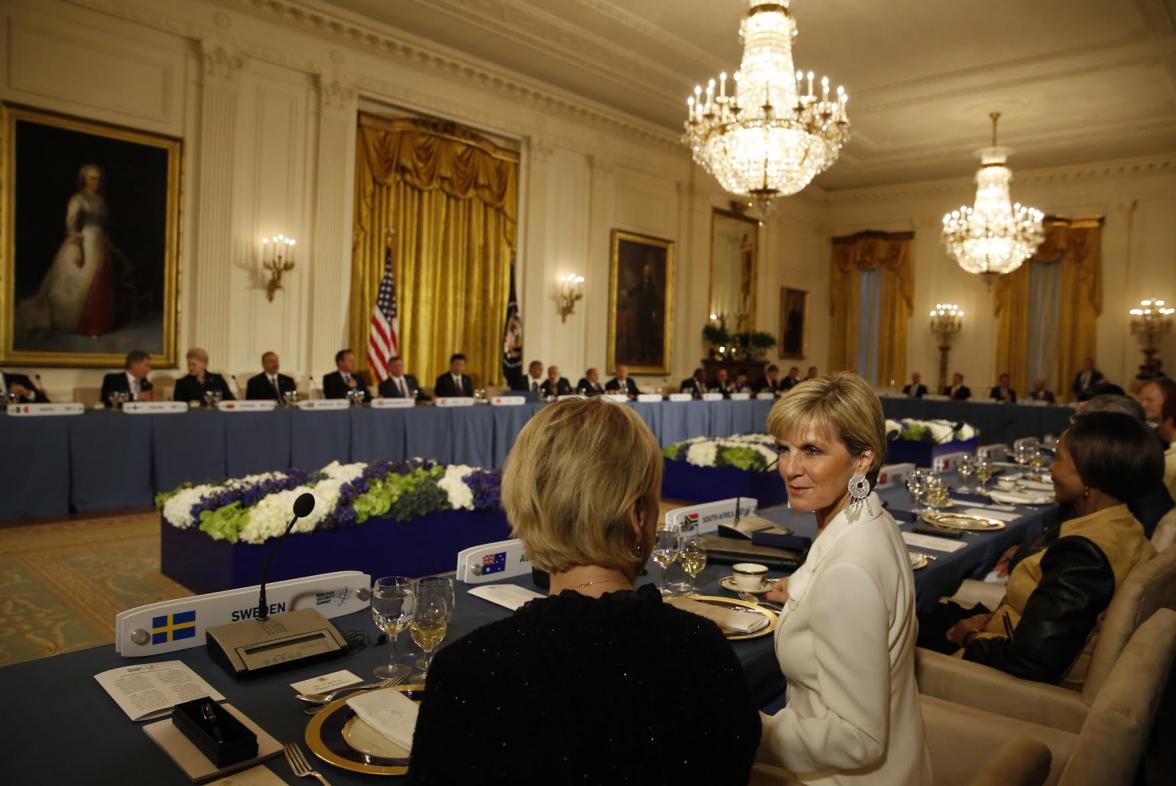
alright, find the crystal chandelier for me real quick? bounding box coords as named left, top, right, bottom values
left=684, top=0, right=849, bottom=214
left=942, top=113, right=1044, bottom=286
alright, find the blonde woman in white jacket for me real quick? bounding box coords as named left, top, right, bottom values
left=757, top=373, right=931, bottom=786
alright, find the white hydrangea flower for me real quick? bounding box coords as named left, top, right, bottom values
left=438, top=464, right=476, bottom=510
left=925, top=420, right=955, bottom=443
left=163, top=484, right=214, bottom=528
left=685, top=442, right=719, bottom=467
left=240, top=488, right=303, bottom=544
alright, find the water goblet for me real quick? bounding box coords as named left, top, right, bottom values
left=651, top=526, right=682, bottom=595
left=906, top=468, right=929, bottom=515
left=956, top=454, right=976, bottom=493
left=371, top=576, right=415, bottom=680
left=975, top=456, right=994, bottom=494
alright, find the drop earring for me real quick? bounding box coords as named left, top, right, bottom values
left=848, top=473, right=870, bottom=517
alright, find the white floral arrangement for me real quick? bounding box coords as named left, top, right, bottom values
left=887, top=418, right=978, bottom=443
left=664, top=434, right=778, bottom=471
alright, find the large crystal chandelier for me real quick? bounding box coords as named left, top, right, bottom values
left=684, top=0, right=849, bottom=214
left=942, top=113, right=1044, bottom=287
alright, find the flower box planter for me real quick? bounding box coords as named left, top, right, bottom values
left=884, top=437, right=979, bottom=468
left=661, top=459, right=788, bottom=507
left=161, top=509, right=511, bottom=594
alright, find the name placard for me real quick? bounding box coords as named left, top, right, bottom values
left=5, top=402, right=84, bottom=416
left=636, top=393, right=663, bottom=403
left=755, top=392, right=777, bottom=400
left=371, top=397, right=415, bottom=409
left=664, top=498, right=759, bottom=535
left=490, top=396, right=526, bottom=407
left=701, top=392, right=723, bottom=402
left=602, top=394, right=629, bottom=403
left=216, top=400, right=277, bottom=412
left=295, top=399, right=349, bottom=411
left=667, top=393, right=692, bottom=402
left=436, top=397, right=476, bottom=407
left=123, top=401, right=188, bottom=414
left=729, top=392, right=752, bottom=401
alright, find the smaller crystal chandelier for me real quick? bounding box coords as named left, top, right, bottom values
left=684, top=0, right=849, bottom=215
left=942, top=113, right=1044, bottom=287
left=1129, top=298, right=1174, bottom=376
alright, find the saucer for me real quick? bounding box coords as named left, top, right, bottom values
left=719, top=575, right=775, bottom=594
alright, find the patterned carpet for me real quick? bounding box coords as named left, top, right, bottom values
left=0, top=511, right=189, bottom=667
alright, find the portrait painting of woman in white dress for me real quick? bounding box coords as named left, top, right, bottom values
left=17, top=164, right=114, bottom=337
left=2, top=107, right=181, bottom=367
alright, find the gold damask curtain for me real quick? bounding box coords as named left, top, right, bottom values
left=350, top=113, right=518, bottom=387
left=993, top=217, right=1102, bottom=400
left=829, top=231, right=914, bottom=385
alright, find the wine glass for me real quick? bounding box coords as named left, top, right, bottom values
left=975, top=456, right=994, bottom=494
left=651, top=526, right=682, bottom=595
left=371, top=576, right=415, bottom=680
left=956, top=454, right=976, bottom=493
left=679, top=536, right=707, bottom=595
left=924, top=475, right=950, bottom=512
left=906, top=468, right=929, bottom=515
left=410, top=587, right=450, bottom=675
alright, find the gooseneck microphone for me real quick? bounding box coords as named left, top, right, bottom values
left=256, top=492, right=315, bottom=621
left=935, top=421, right=967, bottom=444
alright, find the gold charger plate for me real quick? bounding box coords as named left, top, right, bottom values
left=921, top=511, right=1005, bottom=532
left=680, top=594, right=777, bottom=641
left=305, top=684, right=425, bottom=776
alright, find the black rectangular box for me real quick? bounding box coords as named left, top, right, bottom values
left=173, top=698, right=257, bottom=768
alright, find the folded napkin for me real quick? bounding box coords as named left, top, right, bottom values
left=989, top=489, right=1053, bottom=505
left=346, top=688, right=419, bottom=751
left=667, top=597, right=769, bottom=634
left=1018, top=479, right=1055, bottom=492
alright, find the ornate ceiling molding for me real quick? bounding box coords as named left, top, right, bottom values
left=823, top=153, right=1176, bottom=206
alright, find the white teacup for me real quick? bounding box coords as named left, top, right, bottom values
left=731, top=562, right=769, bottom=591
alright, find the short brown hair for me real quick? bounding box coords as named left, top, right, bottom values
left=1065, top=411, right=1163, bottom=502
left=766, top=372, right=886, bottom=480
left=186, top=347, right=209, bottom=364
left=502, top=399, right=662, bottom=574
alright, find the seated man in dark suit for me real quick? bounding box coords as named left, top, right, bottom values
left=780, top=366, right=801, bottom=391
left=605, top=364, right=640, bottom=397
left=434, top=353, right=474, bottom=398
left=757, top=364, right=782, bottom=395
left=511, top=360, right=544, bottom=394
left=732, top=372, right=753, bottom=393
left=100, top=349, right=154, bottom=405
left=173, top=347, right=236, bottom=404
left=246, top=351, right=298, bottom=401
left=576, top=367, right=605, bottom=396
left=1028, top=377, right=1056, bottom=404
left=711, top=368, right=734, bottom=398
left=902, top=371, right=928, bottom=398
left=989, top=372, right=1017, bottom=403
left=323, top=348, right=370, bottom=400
left=1, top=370, right=49, bottom=403
left=680, top=368, right=706, bottom=398
left=1071, top=357, right=1103, bottom=402
left=943, top=372, right=971, bottom=400
left=540, top=365, right=573, bottom=398
left=378, top=355, right=420, bottom=399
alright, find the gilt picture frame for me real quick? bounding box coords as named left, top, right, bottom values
left=779, top=287, right=809, bottom=359
left=607, top=230, right=674, bottom=376
left=0, top=105, right=181, bottom=368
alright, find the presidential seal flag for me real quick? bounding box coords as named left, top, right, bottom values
left=501, top=259, right=523, bottom=388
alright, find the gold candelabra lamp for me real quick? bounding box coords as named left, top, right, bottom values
left=930, top=303, right=963, bottom=391
left=1129, top=298, right=1174, bottom=375
left=556, top=273, right=584, bottom=322
left=261, top=234, right=296, bottom=302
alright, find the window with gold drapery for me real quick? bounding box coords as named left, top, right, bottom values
left=829, top=231, right=914, bottom=385
left=350, top=113, right=519, bottom=388
left=993, top=217, right=1102, bottom=401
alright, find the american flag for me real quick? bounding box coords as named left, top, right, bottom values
left=368, top=243, right=399, bottom=383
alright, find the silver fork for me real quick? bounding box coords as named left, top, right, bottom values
left=296, top=673, right=403, bottom=704
left=284, top=742, right=333, bottom=785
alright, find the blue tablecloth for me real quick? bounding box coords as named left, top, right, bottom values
left=68, top=411, right=154, bottom=512
left=151, top=410, right=226, bottom=492
left=0, top=416, right=69, bottom=519
left=225, top=410, right=292, bottom=476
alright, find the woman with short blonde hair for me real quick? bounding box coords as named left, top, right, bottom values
left=172, top=346, right=234, bottom=404
left=758, top=373, right=931, bottom=786
left=409, top=399, right=761, bottom=785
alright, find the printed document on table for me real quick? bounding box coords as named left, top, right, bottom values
left=95, top=660, right=225, bottom=721
left=901, top=531, right=967, bottom=554
left=468, top=584, right=545, bottom=611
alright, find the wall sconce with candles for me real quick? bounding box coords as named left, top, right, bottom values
left=1129, top=298, right=1174, bottom=376
left=929, top=303, right=963, bottom=392
left=556, top=273, right=584, bottom=322
left=260, top=234, right=296, bottom=302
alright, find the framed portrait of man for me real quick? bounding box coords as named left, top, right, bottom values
left=779, top=287, right=809, bottom=359
left=1, top=105, right=181, bottom=367
left=607, top=230, right=674, bottom=375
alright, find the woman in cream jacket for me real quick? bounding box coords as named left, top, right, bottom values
left=758, top=373, right=931, bottom=786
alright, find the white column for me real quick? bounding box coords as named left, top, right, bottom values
left=191, top=43, right=243, bottom=363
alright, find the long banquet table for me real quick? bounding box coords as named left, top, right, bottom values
left=0, top=396, right=1072, bottom=522
left=1, top=479, right=1051, bottom=786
